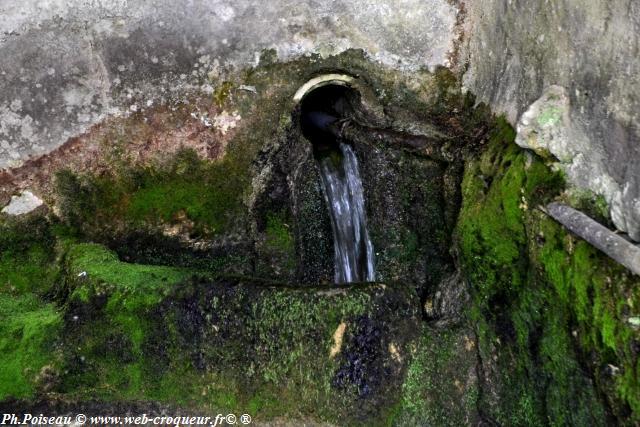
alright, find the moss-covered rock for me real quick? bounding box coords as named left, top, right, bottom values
left=0, top=215, right=61, bottom=296
left=10, top=51, right=629, bottom=426
left=456, top=118, right=640, bottom=425
left=26, top=242, right=417, bottom=425
left=356, top=139, right=452, bottom=298
left=0, top=294, right=62, bottom=401
left=55, top=145, right=249, bottom=239
left=40, top=49, right=488, bottom=287
left=390, top=326, right=480, bottom=426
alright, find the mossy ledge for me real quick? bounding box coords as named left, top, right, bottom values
left=2, top=239, right=420, bottom=425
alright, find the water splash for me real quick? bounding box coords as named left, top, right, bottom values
left=318, top=143, right=375, bottom=283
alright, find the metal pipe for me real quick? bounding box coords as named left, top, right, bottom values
left=545, top=202, right=640, bottom=276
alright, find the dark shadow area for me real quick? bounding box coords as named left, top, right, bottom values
left=299, top=84, right=358, bottom=152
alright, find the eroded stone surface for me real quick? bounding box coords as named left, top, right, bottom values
left=0, top=0, right=458, bottom=170
left=4, top=0, right=639, bottom=241
left=514, top=85, right=638, bottom=239
left=462, top=0, right=640, bottom=241
left=515, top=85, right=573, bottom=162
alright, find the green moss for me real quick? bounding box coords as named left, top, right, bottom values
left=237, top=288, right=374, bottom=419
left=59, top=244, right=198, bottom=395
left=0, top=245, right=58, bottom=295
left=57, top=147, right=249, bottom=239
left=264, top=211, right=294, bottom=253
left=457, top=116, right=640, bottom=424
left=59, top=243, right=197, bottom=399
left=0, top=294, right=62, bottom=400
left=391, top=327, right=479, bottom=426
left=0, top=215, right=60, bottom=295
left=131, top=149, right=247, bottom=234
left=253, top=209, right=297, bottom=280
left=564, top=189, right=612, bottom=228
left=457, top=123, right=532, bottom=299
left=535, top=218, right=640, bottom=417
left=57, top=242, right=413, bottom=424
left=398, top=230, right=419, bottom=263
left=65, top=243, right=193, bottom=305
left=539, top=310, right=606, bottom=426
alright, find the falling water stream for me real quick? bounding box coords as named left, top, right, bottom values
left=318, top=143, right=376, bottom=283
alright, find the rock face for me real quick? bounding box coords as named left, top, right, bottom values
left=0, top=239, right=421, bottom=423
left=0, top=51, right=492, bottom=424
left=3, top=0, right=639, bottom=237
left=0, top=0, right=457, bottom=169
left=59, top=243, right=422, bottom=423
left=514, top=85, right=574, bottom=162
left=462, top=0, right=640, bottom=240
left=1, top=190, right=43, bottom=215
left=457, top=123, right=640, bottom=425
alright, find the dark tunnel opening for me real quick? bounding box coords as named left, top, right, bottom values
left=299, top=84, right=359, bottom=154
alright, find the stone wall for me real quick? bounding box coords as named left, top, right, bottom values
left=3, top=0, right=638, bottom=240
left=0, top=0, right=457, bottom=168
left=461, top=0, right=640, bottom=240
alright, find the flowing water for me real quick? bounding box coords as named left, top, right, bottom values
left=318, top=142, right=376, bottom=283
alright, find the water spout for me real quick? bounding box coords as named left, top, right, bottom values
left=298, top=83, right=376, bottom=283
left=318, top=142, right=375, bottom=283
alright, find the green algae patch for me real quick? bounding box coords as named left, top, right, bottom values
left=54, top=144, right=255, bottom=276
left=56, top=146, right=248, bottom=239
left=0, top=215, right=61, bottom=296
left=254, top=210, right=297, bottom=280
left=59, top=243, right=199, bottom=399
left=264, top=211, right=295, bottom=254
left=533, top=215, right=640, bottom=419
left=126, top=149, right=249, bottom=235
left=0, top=294, right=62, bottom=400
left=66, top=243, right=193, bottom=301
left=456, top=118, right=640, bottom=424
left=0, top=51, right=543, bottom=422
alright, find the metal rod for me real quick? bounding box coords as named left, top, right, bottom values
left=545, top=202, right=640, bottom=276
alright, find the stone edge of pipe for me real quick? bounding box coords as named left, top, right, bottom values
left=293, top=74, right=356, bottom=102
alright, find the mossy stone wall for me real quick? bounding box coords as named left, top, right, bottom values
left=457, top=119, right=640, bottom=425
left=56, top=243, right=420, bottom=424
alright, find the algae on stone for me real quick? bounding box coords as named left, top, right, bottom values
left=457, top=117, right=640, bottom=424
left=58, top=243, right=420, bottom=424
left=0, top=294, right=62, bottom=400
left=0, top=215, right=61, bottom=296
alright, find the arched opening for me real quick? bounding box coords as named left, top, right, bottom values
left=299, top=83, right=359, bottom=150
left=297, top=82, right=375, bottom=284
